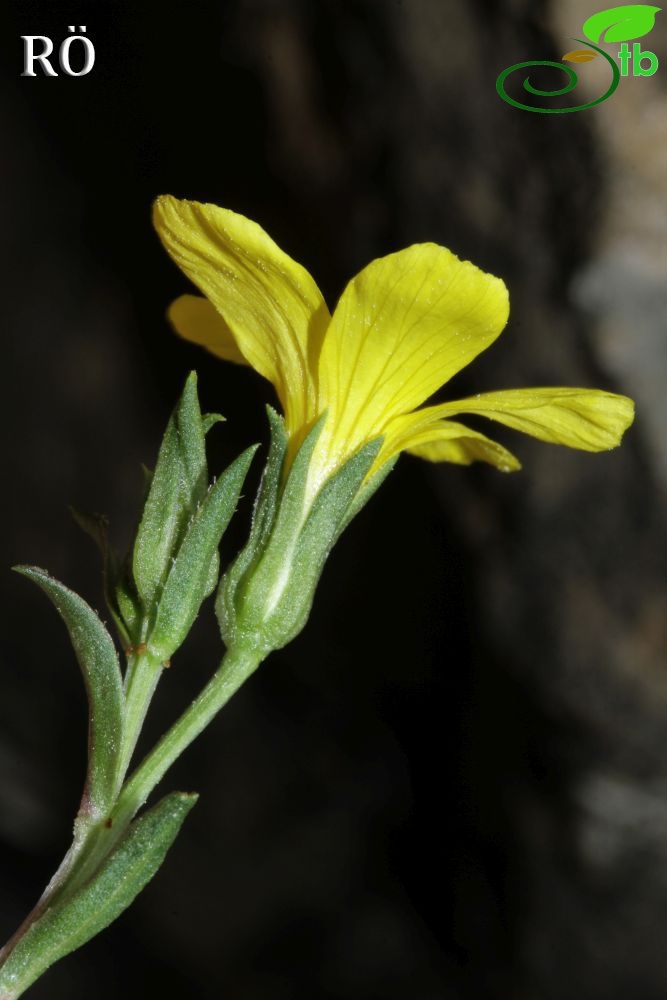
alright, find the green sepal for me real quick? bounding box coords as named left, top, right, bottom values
left=261, top=412, right=326, bottom=552
left=147, top=445, right=257, bottom=662
left=13, top=567, right=124, bottom=819
left=235, top=407, right=289, bottom=569
left=216, top=407, right=288, bottom=649
left=335, top=454, right=397, bottom=539
left=132, top=372, right=211, bottom=610
left=0, top=792, right=197, bottom=999
left=216, top=409, right=315, bottom=651
left=218, top=411, right=383, bottom=653
left=297, top=437, right=382, bottom=562
left=225, top=414, right=325, bottom=633
left=265, top=437, right=382, bottom=648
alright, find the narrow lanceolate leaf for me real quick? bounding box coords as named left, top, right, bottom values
left=69, top=507, right=141, bottom=647
left=0, top=792, right=197, bottom=1000
left=202, top=412, right=225, bottom=435
left=148, top=445, right=257, bottom=661
left=132, top=372, right=212, bottom=609
left=114, top=558, right=142, bottom=646
left=13, top=567, right=124, bottom=818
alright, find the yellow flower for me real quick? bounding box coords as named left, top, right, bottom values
left=153, top=196, right=634, bottom=500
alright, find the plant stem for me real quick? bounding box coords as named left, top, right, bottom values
left=116, top=649, right=163, bottom=788
left=117, top=643, right=262, bottom=822
left=0, top=643, right=263, bottom=997
left=47, top=645, right=260, bottom=904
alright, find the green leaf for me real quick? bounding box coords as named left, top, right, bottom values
left=0, top=792, right=197, bottom=999
left=148, top=445, right=257, bottom=661
left=69, top=507, right=110, bottom=557
left=582, top=4, right=661, bottom=42
left=13, top=567, right=124, bottom=818
left=69, top=507, right=141, bottom=647
left=113, top=558, right=142, bottom=647
left=139, top=463, right=154, bottom=497
left=132, top=372, right=209, bottom=609
left=203, top=412, right=225, bottom=434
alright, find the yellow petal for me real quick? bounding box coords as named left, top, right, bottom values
left=405, top=420, right=521, bottom=471
left=431, top=387, right=635, bottom=451
left=168, top=294, right=249, bottom=367
left=153, top=196, right=330, bottom=432
left=317, top=243, right=509, bottom=462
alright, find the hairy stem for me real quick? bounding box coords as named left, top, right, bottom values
left=0, top=643, right=263, bottom=998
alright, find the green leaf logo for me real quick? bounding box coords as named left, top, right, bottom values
left=583, top=4, right=661, bottom=43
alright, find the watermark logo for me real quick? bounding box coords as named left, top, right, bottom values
left=496, top=4, right=661, bottom=112
left=21, top=25, right=95, bottom=77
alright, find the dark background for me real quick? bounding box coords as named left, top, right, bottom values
left=1, top=1, right=666, bottom=997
